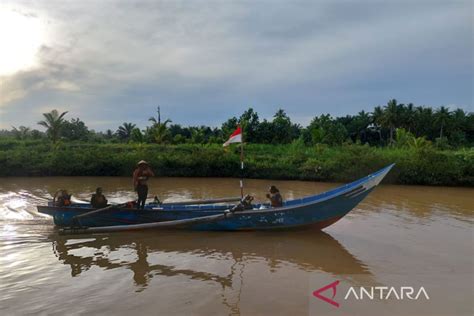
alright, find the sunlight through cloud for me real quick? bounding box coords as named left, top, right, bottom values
left=0, top=9, right=45, bottom=76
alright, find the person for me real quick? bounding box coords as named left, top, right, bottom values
left=90, top=187, right=108, bottom=208
left=241, top=194, right=254, bottom=210
left=266, top=185, right=283, bottom=207
left=133, top=160, right=155, bottom=209
left=55, top=189, right=72, bottom=207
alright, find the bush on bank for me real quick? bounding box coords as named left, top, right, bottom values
left=0, top=140, right=472, bottom=186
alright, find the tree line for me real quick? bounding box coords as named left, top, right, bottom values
left=2, top=99, right=473, bottom=148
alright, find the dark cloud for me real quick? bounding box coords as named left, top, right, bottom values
left=0, top=0, right=472, bottom=130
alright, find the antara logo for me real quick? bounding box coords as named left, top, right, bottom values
left=313, top=280, right=340, bottom=307
left=313, top=280, right=430, bottom=308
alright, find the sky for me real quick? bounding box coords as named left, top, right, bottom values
left=0, top=0, right=472, bottom=131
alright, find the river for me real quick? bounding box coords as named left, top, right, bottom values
left=0, top=177, right=472, bottom=315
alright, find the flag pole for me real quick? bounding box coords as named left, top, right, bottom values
left=223, top=125, right=244, bottom=199
left=240, top=126, right=244, bottom=199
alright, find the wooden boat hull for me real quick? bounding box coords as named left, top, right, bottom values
left=37, top=164, right=393, bottom=231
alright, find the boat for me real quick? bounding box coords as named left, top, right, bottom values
left=37, top=164, right=394, bottom=233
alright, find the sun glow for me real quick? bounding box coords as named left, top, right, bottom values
left=0, top=10, right=45, bottom=76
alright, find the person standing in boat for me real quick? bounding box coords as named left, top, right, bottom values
left=133, top=160, right=155, bottom=209
left=266, top=185, right=283, bottom=207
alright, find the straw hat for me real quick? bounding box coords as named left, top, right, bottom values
left=137, top=160, right=149, bottom=166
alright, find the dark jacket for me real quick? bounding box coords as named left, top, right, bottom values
left=269, top=192, right=283, bottom=207
left=91, top=194, right=108, bottom=208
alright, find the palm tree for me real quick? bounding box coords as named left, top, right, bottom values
left=434, top=106, right=451, bottom=138
left=404, top=103, right=416, bottom=132
left=355, top=110, right=371, bottom=142
left=395, top=128, right=412, bottom=148
left=408, top=136, right=432, bottom=150
left=414, top=106, right=434, bottom=139
left=451, top=109, right=467, bottom=134
left=116, top=122, right=136, bottom=141
left=371, top=106, right=384, bottom=142
left=149, top=118, right=172, bottom=144
left=11, top=126, right=30, bottom=140
left=190, top=128, right=205, bottom=144
left=37, top=109, right=68, bottom=143
left=150, top=106, right=162, bottom=125
left=381, top=99, right=399, bottom=144
left=149, top=116, right=171, bottom=126
left=452, top=108, right=466, bottom=122
left=148, top=107, right=172, bottom=144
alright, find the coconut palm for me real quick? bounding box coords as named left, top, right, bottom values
left=381, top=99, right=400, bottom=144
left=371, top=106, right=384, bottom=142
left=395, top=128, right=412, bottom=148
left=414, top=106, right=434, bottom=138
left=404, top=103, right=416, bottom=132
left=408, top=136, right=432, bottom=150
left=354, top=110, right=371, bottom=142
left=190, top=127, right=206, bottom=144
left=11, top=126, right=30, bottom=140
left=149, top=116, right=171, bottom=126
left=149, top=118, right=172, bottom=144
left=148, top=106, right=172, bottom=144
left=116, top=122, right=136, bottom=141
left=434, top=106, right=451, bottom=138
left=37, top=110, right=68, bottom=143
left=452, top=108, right=466, bottom=124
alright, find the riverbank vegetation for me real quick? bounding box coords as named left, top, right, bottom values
left=1, top=99, right=472, bottom=185
left=0, top=140, right=472, bottom=186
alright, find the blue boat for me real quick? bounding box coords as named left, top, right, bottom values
left=37, top=164, right=394, bottom=234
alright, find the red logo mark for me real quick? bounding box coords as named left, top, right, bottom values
left=313, top=280, right=340, bottom=307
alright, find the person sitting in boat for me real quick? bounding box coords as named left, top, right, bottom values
left=266, top=185, right=283, bottom=207
left=54, top=189, right=72, bottom=207
left=133, top=160, right=155, bottom=209
left=90, top=187, right=108, bottom=208
left=241, top=195, right=254, bottom=210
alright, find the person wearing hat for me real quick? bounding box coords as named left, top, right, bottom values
left=133, top=160, right=155, bottom=209
left=266, top=185, right=283, bottom=207
left=90, top=187, right=108, bottom=208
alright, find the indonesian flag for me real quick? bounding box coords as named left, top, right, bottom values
left=223, top=126, right=242, bottom=146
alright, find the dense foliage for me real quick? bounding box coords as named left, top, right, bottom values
left=1, top=99, right=473, bottom=148
left=1, top=100, right=472, bottom=185
left=0, top=140, right=472, bottom=186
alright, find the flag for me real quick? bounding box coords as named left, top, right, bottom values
left=223, top=126, right=242, bottom=146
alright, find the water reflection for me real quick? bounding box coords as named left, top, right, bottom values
left=49, top=230, right=373, bottom=290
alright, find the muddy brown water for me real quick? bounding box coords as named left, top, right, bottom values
left=0, top=177, right=472, bottom=315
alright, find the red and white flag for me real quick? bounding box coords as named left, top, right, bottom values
left=223, top=126, right=242, bottom=146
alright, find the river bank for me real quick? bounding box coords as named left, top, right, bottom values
left=0, top=141, right=472, bottom=186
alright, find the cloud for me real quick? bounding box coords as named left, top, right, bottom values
left=0, top=75, right=28, bottom=104
left=0, top=0, right=472, bottom=131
